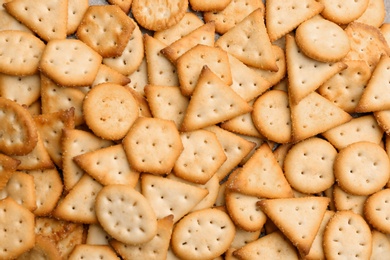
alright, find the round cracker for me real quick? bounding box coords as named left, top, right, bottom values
left=320, top=0, right=369, bottom=24
left=364, top=188, right=390, bottom=233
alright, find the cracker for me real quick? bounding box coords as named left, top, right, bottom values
left=0, top=171, right=36, bottom=211
left=265, top=0, right=324, bottom=42
left=3, top=0, right=68, bottom=41
left=0, top=97, right=38, bottom=156
left=203, top=0, right=264, bottom=35
left=252, top=89, right=292, bottom=144
left=103, top=17, right=144, bottom=75
left=322, top=114, right=384, bottom=150
left=180, top=66, right=251, bottom=131
left=171, top=208, right=235, bottom=260
left=333, top=184, right=368, bottom=216
left=381, top=23, right=390, bottom=45
left=295, top=16, right=350, bottom=62
left=0, top=0, right=31, bottom=32
left=0, top=73, right=41, bottom=107
left=216, top=9, right=278, bottom=71
left=173, top=129, right=226, bottom=184
left=364, top=188, right=390, bottom=233
left=95, top=184, right=158, bottom=245
left=92, top=64, right=130, bottom=87
left=86, top=224, right=110, bottom=245
left=144, top=84, right=189, bottom=129
left=355, top=0, right=386, bottom=27
left=252, top=45, right=286, bottom=86
left=122, top=117, right=183, bottom=175
left=177, top=45, right=232, bottom=96
left=189, top=0, right=231, bottom=12
left=83, top=83, right=139, bottom=140
left=334, top=141, right=390, bottom=196
left=110, top=215, right=173, bottom=260
left=283, top=137, right=337, bottom=194
left=323, top=210, right=372, bottom=259
left=0, top=197, right=35, bottom=259
left=233, top=231, right=299, bottom=260
left=74, top=144, right=139, bottom=187
left=319, top=0, right=369, bottom=24
left=68, top=244, right=119, bottom=260
left=318, top=60, right=372, bottom=113
left=67, top=0, right=88, bottom=35
left=0, top=153, right=19, bottom=190
left=370, top=230, right=390, bottom=259
left=127, top=58, right=148, bottom=96
left=78, top=5, right=134, bottom=59
left=144, top=34, right=179, bottom=87
left=17, top=235, right=62, bottom=260
left=161, top=22, right=215, bottom=64
left=141, top=173, right=208, bottom=222
left=286, top=34, right=348, bottom=104
left=290, top=91, right=352, bottom=142
left=228, top=143, right=294, bottom=199
left=107, top=0, right=132, bottom=14
left=39, top=39, right=102, bottom=87
left=230, top=227, right=261, bottom=249
left=0, top=30, right=45, bottom=76
left=29, top=168, right=63, bottom=216
left=257, top=196, right=330, bottom=255
left=132, top=0, right=188, bottom=31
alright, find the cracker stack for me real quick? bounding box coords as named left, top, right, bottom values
left=1, top=0, right=390, bottom=259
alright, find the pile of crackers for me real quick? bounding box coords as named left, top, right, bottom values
left=1, top=0, right=390, bottom=258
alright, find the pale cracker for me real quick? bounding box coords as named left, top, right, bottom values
left=0, top=0, right=31, bottom=32
left=95, top=184, right=158, bottom=245
left=370, top=230, right=390, bottom=260
left=86, top=224, right=110, bottom=245
left=356, top=0, right=386, bottom=27
left=252, top=45, right=286, bottom=86
left=67, top=0, right=88, bottom=35
left=92, top=64, right=130, bottom=87
left=364, top=188, right=390, bottom=233
left=319, top=0, right=369, bottom=24
left=273, top=143, right=293, bottom=169
left=68, top=244, right=119, bottom=260
left=381, top=23, right=390, bottom=45
left=0, top=73, right=40, bottom=107
left=230, top=227, right=261, bottom=249
left=126, top=58, right=148, bottom=96
left=333, top=184, right=368, bottom=216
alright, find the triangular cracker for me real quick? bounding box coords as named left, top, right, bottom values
left=290, top=91, right=352, bottom=142
left=4, top=0, right=68, bottom=42
left=216, top=8, right=278, bottom=71
left=229, top=143, right=294, bottom=199
left=161, top=22, right=215, bottom=64
left=286, top=34, right=347, bottom=104
left=257, top=196, right=330, bottom=254
left=92, top=64, right=130, bottom=87
left=181, top=66, right=252, bottom=131
left=141, top=173, right=208, bottom=223
left=355, top=55, right=390, bottom=113
left=73, top=144, right=140, bottom=187
left=53, top=174, right=103, bottom=224
left=265, top=0, right=324, bottom=42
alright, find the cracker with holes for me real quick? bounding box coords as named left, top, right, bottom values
left=95, top=184, right=158, bottom=245
left=319, top=0, right=369, bottom=25
left=76, top=5, right=134, bottom=58
left=3, top=0, right=68, bottom=41
left=180, top=66, right=251, bottom=131
left=161, top=22, right=215, bottom=64
left=0, top=73, right=41, bottom=107
left=334, top=141, right=390, bottom=196
left=0, top=197, right=35, bottom=259
left=370, top=230, right=390, bottom=259
left=74, top=144, right=140, bottom=187
left=173, top=129, right=226, bottom=184
left=68, top=244, right=119, bottom=260
left=356, top=0, right=386, bottom=27
left=295, top=15, right=350, bottom=62
left=203, top=0, right=263, bottom=35
left=132, top=0, right=188, bottom=31
left=364, top=188, right=390, bottom=233
left=144, top=34, right=179, bottom=87
left=283, top=137, right=337, bottom=194
left=374, top=109, right=390, bottom=135
left=252, top=45, right=286, bottom=86
left=92, top=64, right=130, bottom=87
left=0, top=30, right=45, bottom=76
left=286, top=34, right=348, bottom=104
left=29, top=168, right=63, bottom=216
left=0, top=0, right=31, bottom=32
left=103, top=18, right=144, bottom=75
left=0, top=153, right=19, bottom=190
left=111, top=215, right=173, bottom=259
left=0, top=97, right=38, bottom=156
left=344, top=22, right=390, bottom=71
left=86, top=224, right=110, bottom=245
left=39, top=39, right=102, bottom=87
left=216, top=9, right=278, bottom=71
left=323, top=210, right=372, bottom=259
left=176, top=45, right=232, bottom=96
left=252, top=90, right=292, bottom=144
left=318, top=60, right=372, bottom=113
left=265, top=0, right=324, bottom=42
left=144, top=85, right=189, bottom=129
left=333, top=184, right=368, bottom=216
left=61, top=129, right=113, bottom=191
left=257, top=196, right=330, bottom=255
left=355, top=55, right=390, bottom=113
left=17, top=235, right=61, bottom=260
left=322, top=115, right=383, bottom=150
left=230, top=227, right=261, bottom=249
left=171, top=207, right=235, bottom=260
left=290, top=91, right=352, bottom=142
left=127, top=58, right=148, bottom=96
left=67, top=0, right=88, bottom=35
left=122, top=117, right=183, bottom=175
left=53, top=174, right=103, bottom=224
left=0, top=171, right=36, bottom=211
left=83, top=83, right=139, bottom=140
left=141, top=173, right=208, bottom=222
